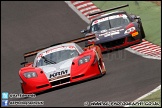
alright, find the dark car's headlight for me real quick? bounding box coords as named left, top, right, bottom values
left=24, top=72, right=38, bottom=78
left=78, top=56, right=91, bottom=65
left=124, top=27, right=139, bottom=37
left=124, top=27, right=136, bottom=34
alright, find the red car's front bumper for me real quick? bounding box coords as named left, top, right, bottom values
left=20, top=76, right=52, bottom=94
left=20, top=56, right=101, bottom=94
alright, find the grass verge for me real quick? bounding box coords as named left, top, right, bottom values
left=131, top=89, right=161, bottom=107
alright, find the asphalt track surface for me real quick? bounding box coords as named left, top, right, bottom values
left=1, top=1, right=161, bottom=107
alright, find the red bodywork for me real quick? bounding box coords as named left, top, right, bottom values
left=19, top=46, right=106, bottom=94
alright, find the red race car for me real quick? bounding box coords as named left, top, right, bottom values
left=19, top=35, right=106, bottom=94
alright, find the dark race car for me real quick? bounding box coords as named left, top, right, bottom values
left=81, top=4, right=145, bottom=52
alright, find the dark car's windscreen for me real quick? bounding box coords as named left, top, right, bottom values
left=90, top=14, right=130, bottom=32
left=36, top=50, right=78, bottom=67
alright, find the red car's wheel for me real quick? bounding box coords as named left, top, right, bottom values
left=98, top=59, right=106, bottom=75
left=20, top=83, right=25, bottom=94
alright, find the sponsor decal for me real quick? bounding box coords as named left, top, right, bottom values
left=49, top=70, right=68, bottom=78
left=93, top=20, right=98, bottom=25
left=92, top=14, right=127, bottom=26
left=99, top=29, right=124, bottom=37
left=101, top=29, right=107, bottom=33
left=49, top=74, right=70, bottom=81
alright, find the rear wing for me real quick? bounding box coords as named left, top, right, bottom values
left=21, top=34, right=95, bottom=65
left=89, top=4, right=129, bottom=16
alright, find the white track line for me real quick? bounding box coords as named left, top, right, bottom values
left=124, top=85, right=161, bottom=107
left=125, top=47, right=161, bottom=60
left=79, top=6, right=97, bottom=12
left=65, top=1, right=90, bottom=24
left=77, top=3, right=94, bottom=10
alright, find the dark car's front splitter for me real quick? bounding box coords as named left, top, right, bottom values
left=96, top=35, right=141, bottom=52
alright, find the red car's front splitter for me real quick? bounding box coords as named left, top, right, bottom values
left=21, top=81, right=52, bottom=94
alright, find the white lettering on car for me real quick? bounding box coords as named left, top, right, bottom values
left=99, top=29, right=124, bottom=37
left=49, top=70, right=68, bottom=78
left=92, top=14, right=127, bottom=26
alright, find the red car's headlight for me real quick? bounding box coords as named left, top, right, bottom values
left=23, top=72, right=38, bottom=78
left=78, top=56, right=91, bottom=65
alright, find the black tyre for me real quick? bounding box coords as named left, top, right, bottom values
left=140, top=25, right=145, bottom=39
left=20, top=83, right=25, bottom=94
left=98, top=59, right=106, bottom=75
